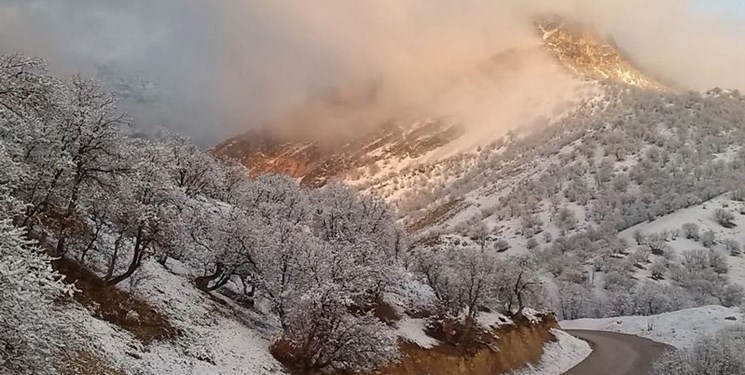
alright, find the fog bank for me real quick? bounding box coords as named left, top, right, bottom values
left=0, top=0, right=743, bottom=143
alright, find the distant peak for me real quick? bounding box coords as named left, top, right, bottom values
left=535, top=17, right=669, bottom=90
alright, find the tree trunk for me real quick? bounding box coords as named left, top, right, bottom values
left=106, top=231, right=125, bottom=280
left=156, top=253, right=168, bottom=266
left=39, top=230, right=48, bottom=249
left=194, top=263, right=224, bottom=292
left=206, top=276, right=230, bottom=291
left=55, top=235, right=66, bottom=257
left=245, top=284, right=256, bottom=308
left=107, top=225, right=145, bottom=286
left=80, top=225, right=103, bottom=263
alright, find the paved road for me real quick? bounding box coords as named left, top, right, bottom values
left=563, top=330, right=673, bottom=375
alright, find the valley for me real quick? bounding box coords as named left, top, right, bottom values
left=1, top=6, right=745, bottom=375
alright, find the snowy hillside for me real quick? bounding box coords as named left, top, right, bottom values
left=561, top=305, right=744, bottom=349
left=6, top=9, right=745, bottom=375
left=618, top=193, right=745, bottom=289
left=213, top=14, right=745, bottom=335
left=68, top=259, right=287, bottom=375
left=0, top=52, right=562, bottom=375
left=369, top=86, right=745, bottom=322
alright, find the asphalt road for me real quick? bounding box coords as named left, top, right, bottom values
left=563, top=330, right=673, bottom=375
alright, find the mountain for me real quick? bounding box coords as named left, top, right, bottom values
left=215, top=118, right=462, bottom=187
left=6, top=12, right=745, bottom=375
left=537, top=19, right=668, bottom=90
left=213, top=20, right=656, bottom=187
left=216, top=19, right=745, bottom=322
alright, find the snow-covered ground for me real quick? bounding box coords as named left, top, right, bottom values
left=619, top=193, right=745, bottom=289
left=70, top=259, right=287, bottom=375
left=396, top=318, right=440, bottom=349
left=561, top=305, right=745, bottom=349
left=510, top=329, right=591, bottom=375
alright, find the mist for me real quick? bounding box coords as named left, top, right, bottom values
left=0, top=0, right=744, bottom=145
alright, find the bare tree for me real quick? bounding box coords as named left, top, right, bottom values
left=498, top=255, right=543, bottom=318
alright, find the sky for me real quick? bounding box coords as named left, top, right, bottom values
left=0, top=0, right=744, bottom=144
left=696, top=0, right=745, bottom=17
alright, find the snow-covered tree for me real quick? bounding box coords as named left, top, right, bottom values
left=497, top=255, right=544, bottom=317
left=164, top=134, right=225, bottom=198
left=650, top=258, right=668, bottom=280
left=0, top=144, right=76, bottom=374
left=411, top=246, right=506, bottom=338
left=185, top=203, right=260, bottom=293
left=646, top=233, right=668, bottom=255
left=272, top=286, right=398, bottom=373
left=105, top=140, right=184, bottom=286
left=557, top=282, right=596, bottom=320
left=9, top=75, right=129, bottom=254
left=653, top=327, right=745, bottom=375
left=556, top=207, right=579, bottom=235
left=632, top=281, right=688, bottom=316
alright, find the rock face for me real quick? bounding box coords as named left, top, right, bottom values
left=538, top=21, right=668, bottom=90
left=213, top=20, right=662, bottom=188
left=214, top=120, right=461, bottom=187
left=382, top=317, right=559, bottom=375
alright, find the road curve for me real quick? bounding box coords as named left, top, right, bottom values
left=563, top=330, right=673, bottom=375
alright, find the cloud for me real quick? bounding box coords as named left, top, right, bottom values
left=0, top=0, right=222, bottom=141
left=0, top=0, right=744, bottom=144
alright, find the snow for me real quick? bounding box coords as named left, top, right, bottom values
left=510, top=329, right=592, bottom=375
left=561, top=305, right=745, bottom=349
left=478, top=312, right=514, bottom=328
left=69, top=259, right=287, bottom=375
left=522, top=308, right=543, bottom=324
left=618, top=193, right=745, bottom=290
left=396, top=318, right=440, bottom=349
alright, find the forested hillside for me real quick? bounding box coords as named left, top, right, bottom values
left=370, top=85, right=745, bottom=320
left=0, top=54, right=552, bottom=375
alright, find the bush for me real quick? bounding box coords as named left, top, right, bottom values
left=701, top=230, right=717, bottom=248
left=708, top=251, right=729, bottom=274
left=556, top=208, right=578, bottom=235
left=543, top=231, right=553, bottom=243
left=646, top=233, right=667, bottom=255
left=603, top=270, right=636, bottom=292
left=732, top=188, right=745, bottom=202
left=723, top=238, right=742, bottom=256
left=633, top=230, right=647, bottom=245
left=653, top=328, right=745, bottom=375
left=650, top=258, right=668, bottom=280
left=714, top=209, right=736, bottom=228
left=681, top=223, right=700, bottom=240
left=494, top=239, right=511, bottom=252
left=720, top=284, right=745, bottom=307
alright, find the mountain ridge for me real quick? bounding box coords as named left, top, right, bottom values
left=213, top=20, right=660, bottom=187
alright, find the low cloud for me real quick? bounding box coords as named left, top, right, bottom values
left=0, top=0, right=743, bottom=144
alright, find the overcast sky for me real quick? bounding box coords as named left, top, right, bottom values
left=0, top=0, right=744, bottom=144
left=0, top=0, right=225, bottom=142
